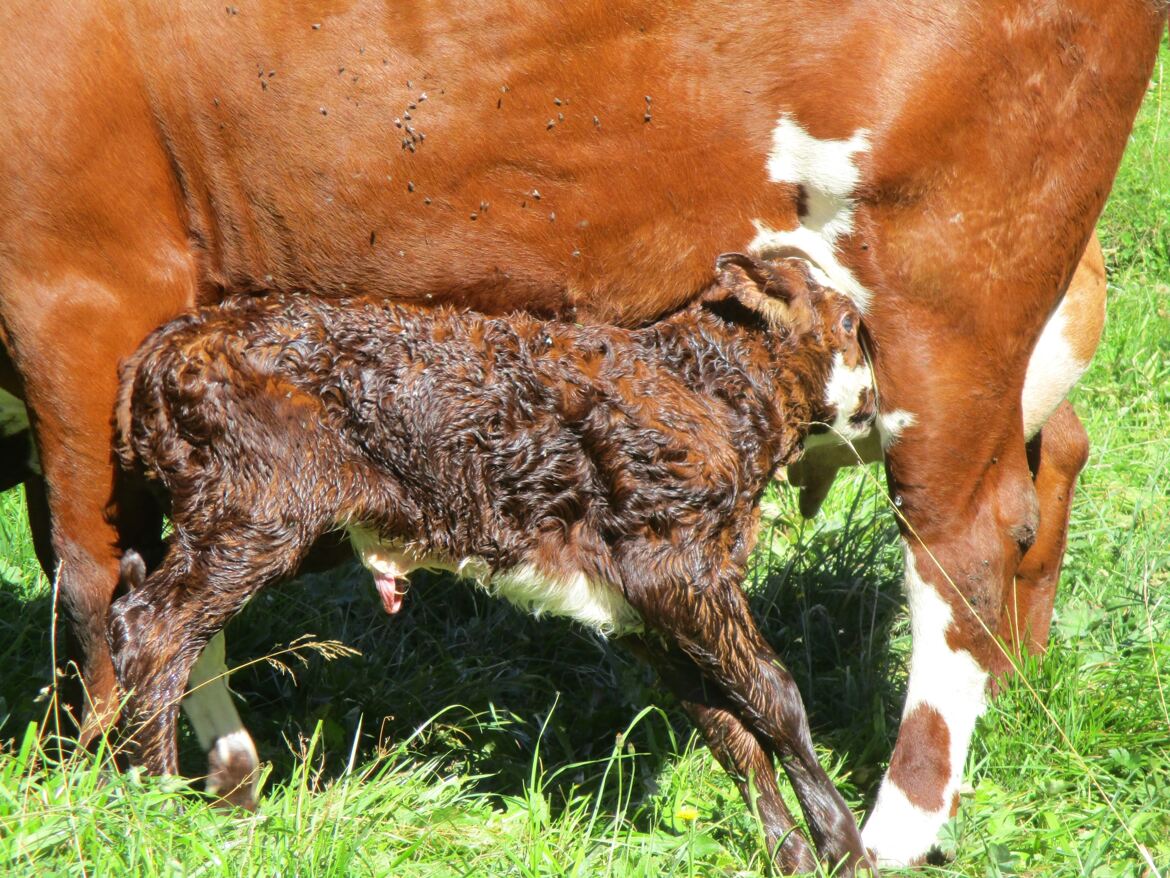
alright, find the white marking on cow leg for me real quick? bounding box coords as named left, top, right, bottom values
left=1021, top=298, right=1093, bottom=440
left=862, top=546, right=988, bottom=866
left=750, top=116, right=873, bottom=312
left=182, top=630, right=259, bottom=801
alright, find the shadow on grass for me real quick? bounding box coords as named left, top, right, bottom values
left=211, top=561, right=665, bottom=804
left=1, top=475, right=909, bottom=826
left=747, top=483, right=908, bottom=801
left=0, top=586, right=57, bottom=739
left=186, top=475, right=908, bottom=820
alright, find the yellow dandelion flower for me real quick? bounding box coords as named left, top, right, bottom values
left=675, top=804, right=700, bottom=823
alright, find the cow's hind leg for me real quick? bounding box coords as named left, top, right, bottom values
left=624, top=571, right=872, bottom=875
left=34, top=424, right=165, bottom=741
left=623, top=637, right=817, bottom=874
left=999, top=400, right=1089, bottom=658
left=2, top=264, right=194, bottom=742
left=0, top=10, right=209, bottom=741
left=182, top=632, right=261, bottom=809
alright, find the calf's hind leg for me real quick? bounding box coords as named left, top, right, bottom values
left=109, top=522, right=313, bottom=784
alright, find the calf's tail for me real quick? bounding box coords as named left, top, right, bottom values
left=114, top=313, right=212, bottom=486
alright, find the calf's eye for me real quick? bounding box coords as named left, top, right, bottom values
left=840, top=313, right=856, bottom=333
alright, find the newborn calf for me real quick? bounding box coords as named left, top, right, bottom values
left=109, top=253, right=876, bottom=874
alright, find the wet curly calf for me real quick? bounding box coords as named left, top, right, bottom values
left=108, top=253, right=877, bottom=875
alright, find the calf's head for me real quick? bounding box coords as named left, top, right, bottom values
left=708, top=252, right=876, bottom=444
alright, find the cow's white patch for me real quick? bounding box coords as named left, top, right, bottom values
left=750, top=116, right=873, bottom=312
left=765, top=118, right=869, bottom=233
left=182, top=631, right=259, bottom=793
left=347, top=527, right=641, bottom=637
left=1021, top=299, right=1092, bottom=440
left=862, top=546, right=988, bottom=866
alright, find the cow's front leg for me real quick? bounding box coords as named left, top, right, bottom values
left=860, top=356, right=1039, bottom=866
left=999, top=400, right=1089, bottom=658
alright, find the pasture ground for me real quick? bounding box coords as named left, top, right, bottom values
left=1, top=40, right=1167, bottom=878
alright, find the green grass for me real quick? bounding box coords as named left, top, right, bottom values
left=2, top=42, right=1168, bottom=878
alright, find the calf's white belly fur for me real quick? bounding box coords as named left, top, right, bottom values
left=347, top=526, right=643, bottom=637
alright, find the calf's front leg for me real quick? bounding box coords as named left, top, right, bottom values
left=623, top=637, right=817, bottom=874
left=109, top=519, right=313, bottom=789
left=623, top=564, right=873, bottom=875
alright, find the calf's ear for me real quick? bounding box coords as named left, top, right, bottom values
left=706, top=252, right=811, bottom=332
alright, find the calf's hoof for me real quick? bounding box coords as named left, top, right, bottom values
left=858, top=850, right=882, bottom=876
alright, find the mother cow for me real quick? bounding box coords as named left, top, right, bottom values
left=0, top=0, right=1164, bottom=869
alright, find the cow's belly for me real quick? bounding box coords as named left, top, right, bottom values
left=133, top=1, right=940, bottom=325
left=4, top=1, right=1156, bottom=332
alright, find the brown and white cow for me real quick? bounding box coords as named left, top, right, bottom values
left=0, top=1, right=1163, bottom=868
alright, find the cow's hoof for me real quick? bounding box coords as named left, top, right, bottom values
left=925, top=845, right=954, bottom=866
left=206, top=730, right=260, bottom=811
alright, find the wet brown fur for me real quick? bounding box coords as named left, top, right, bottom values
left=108, top=256, right=873, bottom=874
